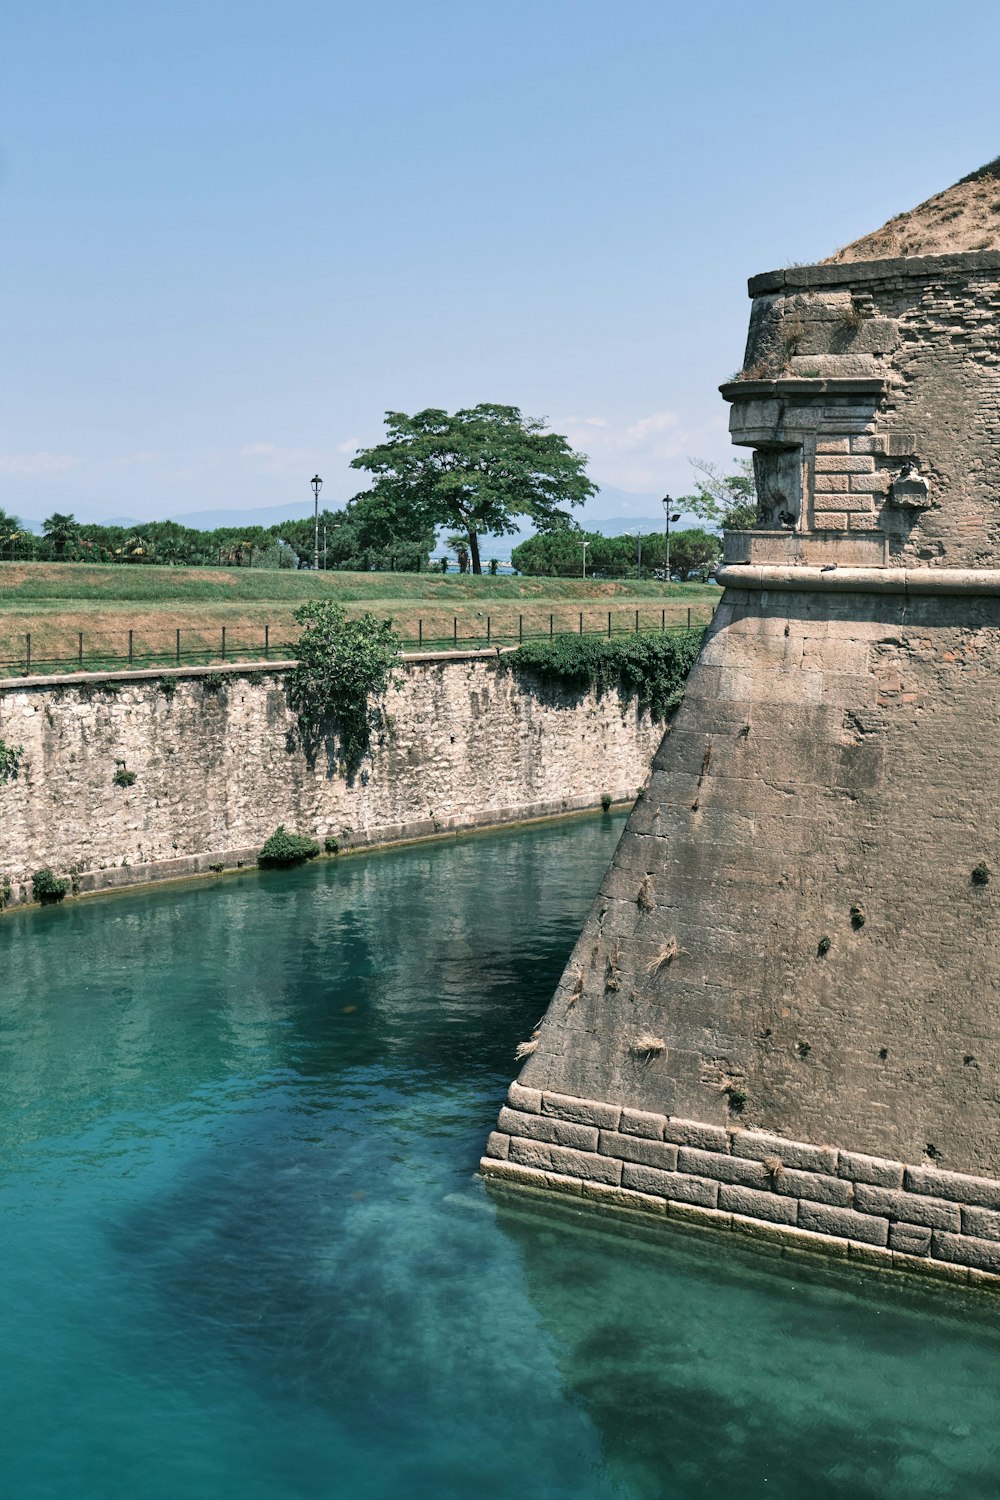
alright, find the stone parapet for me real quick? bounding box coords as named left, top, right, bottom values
left=717, top=564, right=1000, bottom=595
left=481, top=1084, right=1000, bottom=1288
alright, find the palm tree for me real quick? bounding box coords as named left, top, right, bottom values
left=42, top=512, right=79, bottom=560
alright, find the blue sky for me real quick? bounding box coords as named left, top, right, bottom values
left=1, top=0, right=998, bottom=525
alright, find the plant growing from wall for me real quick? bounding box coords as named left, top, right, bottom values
left=257, top=826, right=321, bottom=867
left=31, top=868, right=68, bottom=903
left=113, top=767, right=137, bottom=787
left=0, top=737, right=24, bottom=785
left=502, top=630, right=704, bottom=722
left=290, top=601, right=401, bottom=776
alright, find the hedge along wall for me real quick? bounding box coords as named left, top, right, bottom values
left=0, top=652, right=665, bottom=905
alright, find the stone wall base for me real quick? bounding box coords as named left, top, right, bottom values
left=480, top=1083, right=1000, bottom=1291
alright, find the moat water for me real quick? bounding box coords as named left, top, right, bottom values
left=2, top=814, right=1000, bottom=1499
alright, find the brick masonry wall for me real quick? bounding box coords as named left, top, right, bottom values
left=493, top=580, right=1000, bottom=1283
left=0, top=654, right=662, bottom=903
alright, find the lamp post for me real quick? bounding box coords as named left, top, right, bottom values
left=662, top=494, right=681, bottom=582
left=311, top=474, right=323, bottom=570
left=581, top=538, right=589, bottom=579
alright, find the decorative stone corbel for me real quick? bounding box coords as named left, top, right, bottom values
left=889, top=460, right=931, bottom=509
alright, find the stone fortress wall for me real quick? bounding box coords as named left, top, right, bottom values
left=485, top=183, right=1000, bottom=1287
left=0, top=652, right=661, bottom=905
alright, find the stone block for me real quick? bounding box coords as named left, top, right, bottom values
left=893, top=1251, right=968, bottom=1285
left=508, top=1136, right=622, bottom=1185
left=814, top=455, right=876, bottom=473
left=814, top=512, right=848, bottom=529
left=621, top=1163, right=719, bottom=1206
left=961, top=1205, right=1000, bottom=1241
left=507, top=1081, right=542, bottom=1113
left=541, top=1091, right=622, bottom=1130
left=815, top=438, right=850, bottom=454
left=776, top=1167, right=852, bottom=1206
left=667, top=1200, right=731, bottom=1230
left=848, top=513, right=881, bottom=530
left=498, top=1106, right=598, bottom=1152
left=855, top=1183, right=959, bottom=1230
left=889, top=1222, right=932, bottom=1255
left=814, top=475, right=849, bottom=494
left=839, top=1151, right=904, bottom=1188
left=848, top=1241, right=892, bottom=1268
left=849, top=472, right=891, bottom=493
left=485, top=1131, right=510, bottom=1160
left=904, top=1166, right=1000, bottom=1210
left=798, top=1201, right=888, bottom=1246
left=598, top=1130, right=679, bottom=1171
left=678, top=1147, right=764, bottom=1186
left=480, top=1157, right=548, bottom=1189
left=932, top=1232, right=1000, bottom=1273
left=580, top=1179, right=666, bottom=1214
left=718, top=1184, right=798, bottom=1224
left=620, top=1107, right=667, bottom=1139
left=662, top=1118, right=730, bottom=1151
left=883, top=432, right=917, bottom=456
left=730, top=1130, right=838, bottom=1174
left=850, top=436, right=887, bottom=454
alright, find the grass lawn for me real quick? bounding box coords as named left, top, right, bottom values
left=0, top=562, right=719, bottom=674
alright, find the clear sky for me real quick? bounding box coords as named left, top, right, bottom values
left=1, top=0, right=998, bottom=525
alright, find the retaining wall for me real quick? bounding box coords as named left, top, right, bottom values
left=0, top=651, right=661, bottom=904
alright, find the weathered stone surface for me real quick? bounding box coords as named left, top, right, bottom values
left=730, top=1130, right=838, bottom=1174
left=0, top=657, right=664, bottom=902
left=855, top=1183, right=960, bottom=1231
left=960, top=1205, right=1000, bottom=1241
left=621, top=1163, right=719, bottom=1207
left=718, top=1184, right=797, bottom=1224
left=485, top=1132, right=510, bottom=1160
left=498, top=1107, right=598, bottom=1153
left=678, top=1147, right=765, bottom=1187
left=798, top=1202, right=889, bottom=1246
left=933, top=1232, right=1000, bottom=1272
left=889, top=1222, right=932, bottom=1255
left=580, top=1180, right=667, bottom=1214
left=905, top=1167, right=1000, bottom=1210
left=619, top=1107, right=667, bottom=1139
left=662, top=1119, right=730, bottom=1151
left=838, top=1151, right=904, bottom=1188
left=598, top=1130, right=679, bottom=1171
left=540, top=1092, right=622, bottom=1131
left=774, top=1167, right=852, bottom=1207
left=506, top=1081, right=542, bottom=1114
left=508, top=1137, right=622, bottom=1184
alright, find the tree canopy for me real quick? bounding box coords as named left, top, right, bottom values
left=511, top=526, right=721, bottom=581
left=350, top=404, right=596, bottom=575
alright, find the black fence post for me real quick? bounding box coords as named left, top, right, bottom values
left=265, top=624, right=270, bottom=657
left=661, top=608, right=665, bottom=631
left=487, top=615, right=491, bottom=644
left=549, top=613, right=554, bottom=640
left=608, top=611, right=612, bottom=638
left=176, top=629, right=181, bottom=664
left=221, top=626, right=226, bottom=660
left=453, top=616, right=457, bottom=646
left=78, top=632, right=83, bottom=667
left=519, top=614, right=523, bottom=643
left=419, top=618, right=423, bottom=647
left=687, top=606, right=691, bottom=629
left=635, top=609, right=639, bottom=634
left=25, top=633, right=30, bottom=674
left=128, top=629, right=134, bottom=666
left=579, top=612, right=583, bottom=635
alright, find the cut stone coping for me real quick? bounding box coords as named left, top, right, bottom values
left=716, top=565, right=1000, bottom=597
left=719, top=377, right=889, bottom=401
left=747, top=249, right=1000, bottom=297
left=0, top=646, right=516, bottom=693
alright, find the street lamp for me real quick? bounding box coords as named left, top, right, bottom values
left=662, top=494, right=681, bottom=582
left=311, top=474, right=323, bottom=570
left=581, top=538, right=589, bottom=579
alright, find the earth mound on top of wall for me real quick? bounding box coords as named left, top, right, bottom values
left=825, top=156, right=1000, bottom=263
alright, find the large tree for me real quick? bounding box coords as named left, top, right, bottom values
left=350, top=404, right=596, bottom=575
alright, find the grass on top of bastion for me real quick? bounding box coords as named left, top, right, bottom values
left=0, top=563, right=719, bottom=677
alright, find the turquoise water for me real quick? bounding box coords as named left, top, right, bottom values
left=2, top=814, right=1000, bottom=1500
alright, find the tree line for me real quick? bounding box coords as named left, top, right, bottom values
left=0, top=405, right=757, bottom=575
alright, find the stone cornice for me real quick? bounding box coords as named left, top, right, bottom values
left=748, top=249, right=1000, bottom=298
left=719, top=377, right=889, bottom=402
left=717, top=564, right=1000, bottom=596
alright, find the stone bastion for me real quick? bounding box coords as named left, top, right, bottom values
left=484, top=191, right=1000, bottom=1289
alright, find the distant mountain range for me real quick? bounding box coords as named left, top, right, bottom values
left=10, top=488, right=709, bottom=561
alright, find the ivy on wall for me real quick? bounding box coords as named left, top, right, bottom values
left=290, top=602, right=401, bottom=776
left=501, top=630, right=705, bottom=721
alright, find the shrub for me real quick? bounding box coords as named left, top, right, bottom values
left=158, top=677, right=177, bottom=698
left=290, top=602, right=400, bottom=776
left=113, top=767, right=137, bottom=787
left=600, top=792, right=612, bottom=812
left=503, top=630, right=704, bottom=721
left=202, top=673, right=225, bottom=693
left=324, top=835, right=340, bottom=854
left=0, top=738, right=24, bottom=785
left=32, top=868, right=68, bottom=904
left=257, top=825, right=321, bottom=867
